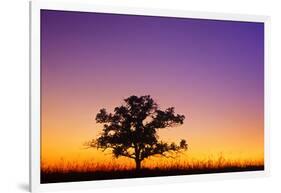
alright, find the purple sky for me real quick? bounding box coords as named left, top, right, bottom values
left=41, top=10, right=264, bottom=99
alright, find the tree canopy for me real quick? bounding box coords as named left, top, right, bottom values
left=88, top=95, right=187, bottom=171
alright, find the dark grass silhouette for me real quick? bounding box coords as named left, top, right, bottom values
left=41, top=159, right=264, bottom=183
left=41, top=165, right=264, bottom=183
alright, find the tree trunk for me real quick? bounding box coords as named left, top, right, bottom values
left=135, top=159, right=141, bottom=172
left=134, top=144, right=141, bottom=172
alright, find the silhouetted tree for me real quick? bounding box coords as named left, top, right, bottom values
left=88, top=95, right=187, bottom=171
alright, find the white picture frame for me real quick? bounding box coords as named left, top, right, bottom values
left=30, top=0, right=270, bottom=192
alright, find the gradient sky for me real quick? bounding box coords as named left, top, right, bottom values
left=41, top=10, right=264, bottom=166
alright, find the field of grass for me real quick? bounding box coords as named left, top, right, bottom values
left=41, top=156, right=264, bottom=183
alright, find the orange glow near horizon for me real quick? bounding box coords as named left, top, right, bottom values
left=41, top=93, right=264, bottom=169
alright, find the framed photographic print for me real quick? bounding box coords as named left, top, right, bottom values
left=30, top=0, right=270, bottom=192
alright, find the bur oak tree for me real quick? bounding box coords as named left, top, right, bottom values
left=88, top=95, right=187, bottom=171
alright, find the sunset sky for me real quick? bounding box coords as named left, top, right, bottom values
left=41, top=10, right=264, bottom=167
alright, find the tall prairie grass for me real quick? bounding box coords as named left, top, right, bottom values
left=41, top=154, right=264, bottom=183
left=41, top=155, right=263, bottom=174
